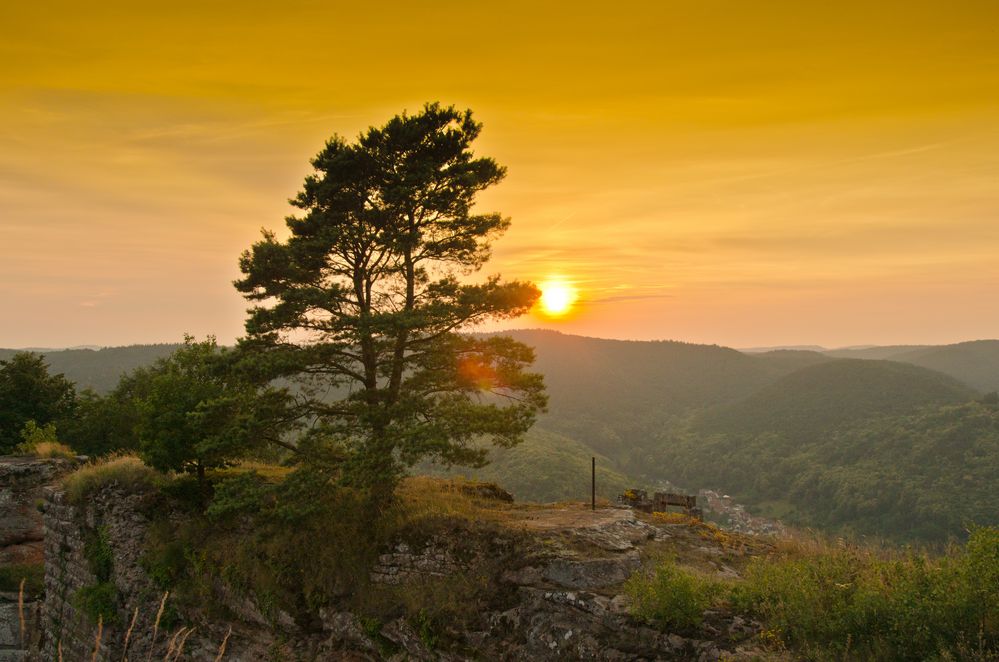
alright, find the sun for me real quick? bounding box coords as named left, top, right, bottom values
left=538, top=280, right=577, bottom=317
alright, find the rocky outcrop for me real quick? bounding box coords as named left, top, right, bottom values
left=15, top=463, right=771, bottom=661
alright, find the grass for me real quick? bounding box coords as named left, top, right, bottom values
left=624, top=524, right=999, bottom=661
left=28, top=441, right=76, bottom=459
left=62, top=453, right=165, bottom=504
left=392, top=476, right=526, bottom=528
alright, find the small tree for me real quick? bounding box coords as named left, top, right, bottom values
left=235, top=103, right=546, bottom=492
left=0, top=352, right=76, bottom=454
left=136, top=337, right=284, bottom=486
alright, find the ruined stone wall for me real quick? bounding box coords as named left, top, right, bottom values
left=39, top=487, right=235, bottom=661
left=0, top=457, right=77, bottom=661
left=37, top=486, right=278, bottom=661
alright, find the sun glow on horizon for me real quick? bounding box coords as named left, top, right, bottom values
left=538, top=280, right=578, bottom=318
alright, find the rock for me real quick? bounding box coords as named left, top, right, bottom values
left=542, top=550, right=641, bottom=589
left=381, top=618, right=435, bottom=661
left=502, top=565, right=543, bottom=586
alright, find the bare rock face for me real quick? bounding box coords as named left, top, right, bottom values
left=541, top=551, right=641, bottom=589
left=0, top=457, right=77, bottom=566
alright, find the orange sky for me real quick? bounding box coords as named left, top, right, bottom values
left=2, top=1, right=998, bottom=348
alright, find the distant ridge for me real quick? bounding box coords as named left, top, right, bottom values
left=739, top=344, right=828, bottom=353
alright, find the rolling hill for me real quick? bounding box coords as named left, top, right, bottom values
left=0, top=345, right=181, bottom=393
left=696, top=358, right=977, bottom=441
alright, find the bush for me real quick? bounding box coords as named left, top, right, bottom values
left=0, top=562, right=44, bottom=594
left=63, top=453, right=164, bottom=504
left=14, top=420, right=75, bottom=458
left=624, top=556, right=722, bottom=631
left=74, top=581, right=118, bottom=624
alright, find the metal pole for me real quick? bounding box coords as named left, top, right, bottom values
left=591, top=456, right=596, bottom=511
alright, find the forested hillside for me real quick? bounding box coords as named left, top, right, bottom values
left=696, top=359, right=976, bottom=440
left=0, top=345, right=181, bottom=393
left=667, top=401, right=999, bottom=541
left=6, top=332, right=997, bottom=541
left=500, top=330, right=831, bottom=463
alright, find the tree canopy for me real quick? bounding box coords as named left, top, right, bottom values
left=0, top=352, right=76, bottom=454
left=234, top=103, right=546, bottom=490
left=135, top=337, right=286, bottom=484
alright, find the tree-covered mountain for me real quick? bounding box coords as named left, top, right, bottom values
left=695, top=359, right=976, bottom=441
left=823, top=339, right=999, bottom=392
left=499, top=330, right=833, bottom=463
left=0, top=345, right=181, bottom=394
left=886, top=340, right=999, bottom=392
left=434, top=428, right=633, bottom=503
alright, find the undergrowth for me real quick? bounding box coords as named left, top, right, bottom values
left=627, top=526, right=999, bottom=661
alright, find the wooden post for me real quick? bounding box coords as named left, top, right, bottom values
left=591, top=456, right=596, bottom=511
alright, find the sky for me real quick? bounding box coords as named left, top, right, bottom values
left=2, top=0, right=998, bottom=349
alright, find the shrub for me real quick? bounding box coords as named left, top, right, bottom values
left=0, top=562, right=44, bottom=594
left=74, top=581, right=118, bottom=624
left=63, top=453, right=164, bottom=504
left=14, top=420, right=75, bottom=458
left=624, top=556, right=722, bottom=631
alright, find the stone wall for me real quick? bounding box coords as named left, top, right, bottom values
left=38, top=487, right=242, bottom=661
left=0, top=457, right=77, bottom=661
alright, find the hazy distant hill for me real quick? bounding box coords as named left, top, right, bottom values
left=823, top=345, right=931, bottom=360
left=819, top=340, right=999, bottom=392
left=0, top=344, right=182, bottom=393
left=501, top=330, right=833, bottom=462
left=697, top=359, right=977, bottom=441
left=886, top=340, right=999, bottom=392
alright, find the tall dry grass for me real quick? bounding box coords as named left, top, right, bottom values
left=63, top=454, right=164, bottom=504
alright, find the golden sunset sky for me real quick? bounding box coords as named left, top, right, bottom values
left=2, top=1, right=998, bottom=348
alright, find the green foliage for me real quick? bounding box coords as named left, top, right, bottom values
left=0, top=352, right=76, bottom=454
left=624, top=557, right=722, bottom=631
left=234, top=103, right=546, bottom=491
left=84, top=526, right=114, bottom=581
left=74, top=581, right=118, bottom=624
left=734, top=528, right=999, bottom=660
left=14, top=420, right=75, bottom=457
left=63, top=454, right=164, bottom=505
left=75, top=525, right=119, bottom=624
left=17, top=419, right=58, bottom=449
left=135, top=336, right=285, bottom=486
left=58, top=384, right=144, bottom=457
left=0, top=562, right=44, bottom=594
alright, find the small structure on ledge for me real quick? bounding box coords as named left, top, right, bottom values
left=618, top=488, right=703, bottom=520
